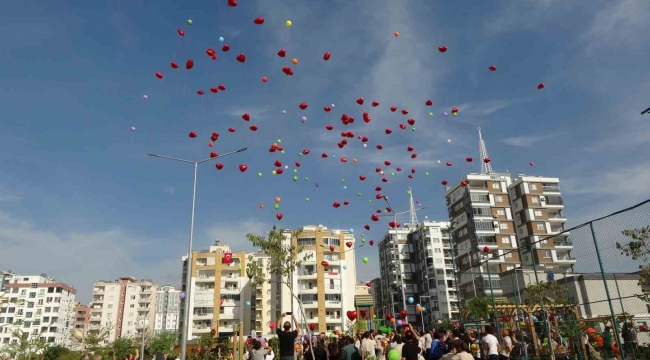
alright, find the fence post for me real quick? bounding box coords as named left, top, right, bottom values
left=590, top=222, right=626, bottom=360
left=527, top=243, right=554, bottom=357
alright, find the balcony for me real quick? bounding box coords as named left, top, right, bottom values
left=92, top=297, right=104, bottom=303
left=93, top=288, right=105, bottom=294
left=302, top=301, right=318, bottom=309
left=542, top=185, right=560, bottom=193
left=221, top=287, right=240, bottom=294
left=325, top=316, right=341, bottom=323
left=196, top=276, right=215, bottom=282
left=544, top=196, right=564, bottom=206
left=138, top=297, right=151, bottom=303
left=325, top=300, right=342, bottom=308
left=193, top=326, right=212, bottom=333
left=218, top=325, right=234, bottom=333
left=219, top=312, right=236, bottom=319
left=138, top=307, right=149, bottom=312
left=193, top=312, right=213, bottom=320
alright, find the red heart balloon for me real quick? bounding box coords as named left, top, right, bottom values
left=375, top=194, right=384, bottom=199
left=227, top=0, right=237, bottom=6
left=371, top=214, right=379, bottom=221
left=295, top=162, right=301, bottom=167
left=362, top=136, right=369, bottom=142
left=238, top=164, right=248, bottom=172
left=530, top=161, right=535, bottom=166
left=211, top=55, right=217, bottom=60
left=188, top=131, right=197, bottom=138
left=253, top=17, right=265, bottom=25
left=381, top=178, right=387, bottom=182
left=326, top=125, right=334, bottom=130
left=323, top=52, right=331, bottom=61
left=242, top=113, right=250, bottom=121
left=276, top=168, right=283, bottom=174
left=390, top=106, right=397, bottom=112
left=407, top=119, right=415, bottom=125
left=372, top=101, right=380, bottom=107
left=177, top=29, right=185, bottom=37
left=302, top=149, right=310, bottom=155
left=364, top=225, right=370, bottom=230
left=408, top=175, right=413, bottom=179
left=376, top=144, right=383, bottom=150
left=321, top=153, right=328, bottom=158
left=228, top=127, right=236, bottom=132
left=446, top=162, right=452, bottom=166
left=375, top=186, right=382, bottom=191
left=483, top=157, right=491, bottom=163
left=186, top=59, right=194, bottom=70
left=218, top=84, right=226, bottom=90
left=277, top=49, right=286, bottom=57
left=537, top=83, right=545, bottom=90
left=210, top=87, right=218, bottom=93
left=466, top=157, right=473, bottom=162
left=210, top=152, right=218, bottom=158
left=438, top=46, right=448, bottom=52
left=276, top=213, right=283, bottom=220
left=329, top=245, right=334, bottom=251
left=385, top=128, right=392, bottom=134
left=299, top=102, right=308, bottom=110
left=249, top=125, right=258, bottom=131
left=346, top=241, right=352, bottom=248
left=411, top=168, right=416, bottom=174
left=262, top=76, right=267, bottom=83
left=346, top=311, right=357, bottom=321
left=407, top=146, right=414, bottom=152
left=356, top=98, right=364, bottom=105
left=489, top=65, right=497, bottom=71
left=236, top=53, right=246, bottom=63
left=452, top=107, right=459, bottom=113
left=206, top=49, right=215, bottom=57
left=384, top=160, right=391, bottom=166
left=461, top=180, right=469, bottom=186
left=324, top=106, right=332, bottom=112
left=274, top=160, right=282, bottom=167
left=369, top=240, right=374, bottom=246
left=425, top=99, right=433, bottom=106
left=411, top=153, right=417, bottom=159
left=156, top=72, right=164, bottom=79
left=321, top=260, right=329, bottom=267
left=222, top=44, right=230, bottom=52
left=333, top=202, right=341, bottom=208
left=215, top=163, right=224, bottom=170
left=396, top=168, right=402, bottom=172
left=359, top=175, right=366, bottom=181
left=343, top=200, right=349, bottom=205
left=197, top=90, right=204, bottom=95
left=399, top=124, right=406, bottom=130
left=170, top=62, right=178, bottom=69
left=441, top=180, right=448, bottom=185
left=401, top=109, right=409, bottom=115
left=208, top=142, right=213, bottom=147
left=281, top=66, right=293, bottom=76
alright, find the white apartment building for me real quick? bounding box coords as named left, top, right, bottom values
left=180, top=241, right=274, bottom=340
left=377, top=228, right=414, bottom=322
left=154, top=285, right=181, bottom=334
left=89, top=278, right=157, bottom=344
left=279, top=225, right=357, bottom=335
left=0, top=271, right=76, bottom=351
left=407, top=221, right=458, bottom=324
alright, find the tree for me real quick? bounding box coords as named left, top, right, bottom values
left=71, top=323, right=113, bottom=352
left=246, top=226, right=315, bottom=360
left=3, top=329, right=48, bottom=360
left=617, top=226, right=650, bottom=302
left=148, top=331, right=177, bottom=355
left=42, top=345, right=70, bottom=360
left=465, top=297, right=491, bottom=322
left=523, top=281, right=569, bottom=308
left=109, top=338, right=136, bottom=360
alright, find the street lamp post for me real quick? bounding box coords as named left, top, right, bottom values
left=148, top=147, right=247, bottom=360
left=418, top=295, right=431, bottom=332
left=320, top=244, right=363, bottom=332
left=479, top=253, right=498, bottom=325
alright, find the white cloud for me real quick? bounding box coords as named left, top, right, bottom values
left=483, top=0, right=559, bottom=36
left=204, top=219, right=275, bottom=253
left=580, top=0, right=650, bottom=54
left=0, top=211, right=180, bottom=303
left=501, top=133, right=561, bottom=147
left=162, top=185, right=176, bottom=195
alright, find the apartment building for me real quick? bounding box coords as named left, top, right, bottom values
left=508, top=175, right=575, bottom=271
left=378, top=227, right=414, bottom=321
left=71, top=302, right=90, bottom=350
left=279, top=225, right=357, bottom=334
left=0, top=272, right=76, bottom=350
left=154, top=285, right=181, bottom=334
left=369, top=278, right=384, bottom=321
left=407, top=221, right=458, bottom=324
left=89, top=278, right=157, bottom=344
left=180, top=241, right=274, bottom=340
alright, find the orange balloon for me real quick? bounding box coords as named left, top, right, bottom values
left=292, top=58, right=298, bottom=65
left=275, top=197, right=281, bottom=203
left=353, top=159, right=358, bottom=164
left=394, top=31, right=399, bottom=37
left=390, top=318, right=395, bottom=323
left=294, top=344, right=300, bottom=350
left=259, top=204, right=264, bottom=209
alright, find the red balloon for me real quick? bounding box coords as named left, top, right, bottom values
left=197, top=90, right=204, bottom=95
left=396, top=168, right=402, bottom=172
left=262, top=76, right=268, bottom=83
left=253, top=17, right=265, bottom=25
left=438, top=46, right=448, bottom=52
left=211, top=55, right=217, bottom=61
left=390, top=106, right=397, bottom=112
left=324, top=106, right=332, bottom=112
left=188, top=131, right=197, bottom=138
left=400, top=310, right=407, bottom=319
left=155, top=72, right=164, bottom=79
left=537, top=83, right=545, bottom=89
left=299, top=102, right=308, bottom=110
left=401, top=109, right=409, bottom=115
left=385, top=128, right=393, bottom=134
left=529, top=161, right=535, bottom=166
left=369, top=240, right=374, bottom=246
left=186, top=59, right=194, bottom=70
left=295, top=162, right=301, bottom=167
left=326, top=125, right=334, bottom=130
left=210, top=87, right=218, bottom=93
left=441, top=180, right=448, bottom=185
left=346, top=311, right=357, bottom=321
left=215, top=163, right=224, bottom=170
left=321, top=260, right=329, bottom=266
left=228, top=127, right=236, bottom=132
left=238, top=164, right=248, bottom=172
left=489, top=65, right=497, bottom=71
left=309, top=323, right=316, bottom=331
left=274, top=160, right=282, bottom=167
left=372, top=101, right=380, bottom=107
left=177, top=29, right=185, bottom=36
left=376, top=144, right=383, bottom=150
left=210, top=152, right=218, bottom=158
left=483, top=157, right=491, bottom=163
left=384, top=160, right=391, bottom=166
left=425, top=99, right=433, bottom=106
left=269, top=323, right=275, bottom=329
left=371, top=214, right=379, bottom=221
left=208, top=142, right=214, bottom=147
left=446, top=162, right=452, bottom=166
left=407, top=146, right=414, bottom=152
left=346, top=241, right=352, bottom=248
left=364, top=225, right=370, bottom=230
left=276, top=213, right=283, bottom=220
left=170, top=62, right=179, bottom=69
left=227, top=0, right=237, bottom=6
left=329, top=245, right=335, bottom=251
left=323, top=52, right=331, bottom=61
left=359, top=175, right=366, bottom=181
left=399, top=124, right=406, bottom=130
left=282, top=66, right=293, bottom=76
left=333, top=202, right=341, bottom=208
left=277, top=49, right=286, bottom=58
left=218, top=84, right=226, bottom=90
left=222, top=44, right=230, bottom=52
left=343, top=200, right=349, bottom=205
left=407, top=119, right=415, bottom=125
left=206, top=49, right=215, bottom=57
left=466, top=157, right=473, bottom=162
left=249, top=125, right=258, bottom=131
left=321, top=153, right=328, bottom=158
left=452, top=107, right=459, bottom=113
left=242, top=113, right=250, bottom=121
left=411, top=153, right=417, bottom=159
left=302, top=149, right=310, bottom=155
left=356, top=98, right=364, bottom=105
left=236, top=53, right=246, bottom=63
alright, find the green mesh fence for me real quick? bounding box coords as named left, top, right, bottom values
left=454, top=199, right=650, bottom=360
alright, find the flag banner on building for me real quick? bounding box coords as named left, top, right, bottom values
left=223, top=252, right=233, bottom=264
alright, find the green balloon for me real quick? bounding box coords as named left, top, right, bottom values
left=341, top=179, right=346, bottom=183
left=274, top=204, right=280, bottom=210
left=361, top=233, right=365, bottom=237
left=293, top=169, right=298, bottom=173
left=407, top=190, right=411, bottom=195
left=358, top=192, right=362, bottom=196
left=305, top=198, right=310, bottom=202
left=362, top=257, right=369, bottom=263
left=425, top=172, right=429, bottom=176
left=298, top=153, right=303, bottom=157
left=277, top=139, right=282, bottom=143
left=368, top=199, right=372, bottom=203
left=305, top=177, right=309, bottom=181
left=293, top=176, right=298, bottom=181
left=388, top=350, right=400, bottom=360
left=272, top=170, right=277, bottom=175
left=281, top=150, right=285, bottom=154
left=423, top=226, right=428, bottom=231
left=429, top=112, right=433, bottom=117
left=187, top=19, right=193, bottom=25
left=361, top=238, right=366, bottom=243
left=258, top=173, right=262, bottom=177
left=391, top=172, right=395, bottom=176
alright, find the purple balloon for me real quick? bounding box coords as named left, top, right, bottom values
left=179, top=292, right=186, bottom=299
left=315, top=183, right=319, bottom=187
left=396, top=320, right=403, bottom=326
left=424, top=275, right=428, bottom=280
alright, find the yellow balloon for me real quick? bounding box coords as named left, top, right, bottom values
left=286, top=20, right=292, bottom=27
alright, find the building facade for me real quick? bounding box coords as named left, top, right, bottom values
left=0, top=272, right=77, bottom=350
left=279, top=225, right=357, bottom=334
left=180, top=241, right=274, bottom=341
left=71, top=302, right=90, bottom=350
left=154, top=285, right=181, bottom=334
left=509, top=175, right=575, bottom=271
left=369, top=278, right=384, bottom=321
left=89, top=278, right=157, bottom=344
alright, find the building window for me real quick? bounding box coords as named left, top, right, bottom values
left=496, top=209, right=504, bottom=216
left=537, top=223, right=545, bottom=231
left=543, top=251, right=551, bottom=258
left=531, top=197, right=540, bottom=204
left=492, top=182, right=500, bottom=189
left=530, top=184, right=538, bottom=190
left=130, top=304, right=135, bottom=308
left=434, top=249, right=441, bottom=253
left=534, top=210, right=543, bottom=217
left=499, top=224, right=508, bottom=230
left=502, top=237, right=510, bottom=244
left=28, top=293, right=36, bottom=299
left=505, top=252, right=513, bottom=258
left=495, top=196, right=504, bottom=202
left=107, top=313, right=112, bottom=318
left=131, top=296, right=136, bottom=300
left=20, top=290, right=26, bottom=296
left=107, top=304, right=113, bottom=309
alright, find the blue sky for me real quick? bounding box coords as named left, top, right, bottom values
left=1, top=0, right=649, bottom=303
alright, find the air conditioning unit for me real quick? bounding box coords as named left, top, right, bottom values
left=493, top=221, right=499, bottom=226
left=540, top=196, right=545, bottom=201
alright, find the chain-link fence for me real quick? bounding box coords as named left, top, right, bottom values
left=455, top=199, right=650, bottom=360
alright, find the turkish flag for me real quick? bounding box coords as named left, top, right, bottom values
left=223, top=252, right=233, bottom=264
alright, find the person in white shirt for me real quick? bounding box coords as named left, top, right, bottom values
left=361, top=332, right=376, bottom=360
left=499, top=329, right=513, bottom=360
left=481, top=326, right=499, bottom=360
left=422, top=330, right=433, bottom=356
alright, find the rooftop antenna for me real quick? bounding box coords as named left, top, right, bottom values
left=478, top=127, right=494, bottom=174
left=408, top=187, right=418, bottom=227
